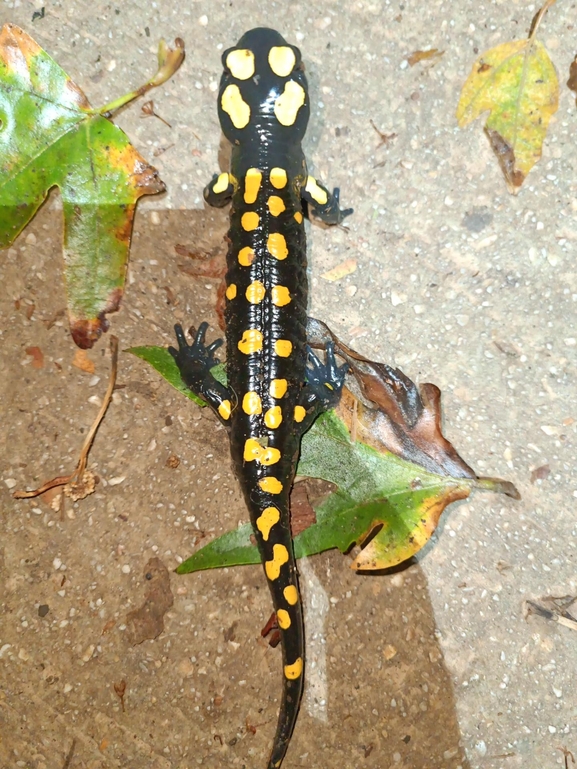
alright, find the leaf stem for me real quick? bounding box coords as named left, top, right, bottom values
left=92, top=38, right=185, bottom=118
left=475, top=476, right=521, bottom=500
left=528, top=0, right=556, bottom=41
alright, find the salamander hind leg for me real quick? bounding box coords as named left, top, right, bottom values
left=295, top=342, right=349, bottom=431
left=168, top=323, right=233, bottom=423
left=301, top=175, right=353, bottom=225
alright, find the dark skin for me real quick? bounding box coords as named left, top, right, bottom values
left=169, top=28, right=352, bottom=769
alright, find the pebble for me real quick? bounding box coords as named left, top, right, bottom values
left=52, top=557, right=62, bottom=570
left=475, top=740, right=487, bottom=757
left=198, top=14, right=208, bottom=25
left=4, top=478, right=17, bottom=489
left=150, top=211, right=161, bottom=225
left=121, top=564, right=131, bottom=574
left=390, top=291, right=407, bottom=306
left=63, top=683, right=73, bottom=693
left=81, top=644, right=95, bottom=662
left=25, top=232, right=37, bottom=245
left=108, top=476, right=126, bottom=486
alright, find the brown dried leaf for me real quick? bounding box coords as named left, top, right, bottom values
left=126, top=557, right=174, bottom=645
left=25, top=346, right=44, bottom=369
left=72, top=348, right=95, bottom=374
left=567, top=53, right=577, bottom=103
left=407, top=48, right=444, bottom=67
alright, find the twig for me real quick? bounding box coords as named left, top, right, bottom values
left=528, top=0, right=556, bottom=40
left=62, top=739, right=76, bottom=769
left=13, top=336, right=119, bottom=499
left=526, top=600, right=577, bottom=632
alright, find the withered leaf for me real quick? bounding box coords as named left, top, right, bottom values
left=126, top=557, right=174, bottom=645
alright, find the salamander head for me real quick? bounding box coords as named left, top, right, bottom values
left=218, top=28, right=310, bottom=146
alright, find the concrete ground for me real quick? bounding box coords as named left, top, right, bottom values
left=1, top=1, right=576, bottom=768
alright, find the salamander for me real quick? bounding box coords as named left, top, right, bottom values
left=169, top=28, right=352, bottom=768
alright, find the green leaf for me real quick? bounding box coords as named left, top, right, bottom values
left=127, top=346, right=207, bottom=407
left=0, top=24, right=165, bottom=348
left=176, top=410, right=484, bottom=574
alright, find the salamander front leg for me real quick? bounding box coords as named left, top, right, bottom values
left=203, top=172, right=236, bottom=208
left=301, top=175, right=353, bottom=225
left=168, top=323, right=234, bottom=424
left=295, top=342, right=349, bottom=432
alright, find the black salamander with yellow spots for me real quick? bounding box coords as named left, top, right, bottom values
left=169, top=28, right=352, bottom=769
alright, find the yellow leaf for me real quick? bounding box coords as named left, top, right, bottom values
left=456, top=15, right=558, bottom=193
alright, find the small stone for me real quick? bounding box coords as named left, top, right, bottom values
left=52, top=557, right=62, bottom=570
left=106, top=59, right=116, bottom=72
left=413, top=304, right=425, bottom=315
left=81, top=644, right=95, bottom=662
left=150, top=211, right=161, bottom=225
left=475, top=740, right=487, bottom=757
left=63, top=683, right=73, bottom=693
left=121, top=564, right=131, bottom=574
left=383, top=644, right=397, bottom=660
left=198, top=14, right=208, bottom=25
left=540, top=425, right=556, bottom=436
left=25, top=232, right=37, bottom=245
left=38, top=604, right=49, bottom=618
left=390, top=291, right=406, bottom=306
left=4, top=478, right=17, bottom=489
left=548, top=725, right=557, bottom=734
left=18, top=648, right=30, bottom=661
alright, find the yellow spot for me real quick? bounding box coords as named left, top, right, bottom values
left=274, top=339, right=292, bottom=358
left=238, top=246, right=255, bottom=266
left=241, top=211, right=260, bottom=231
left=218, top=400, right=232, bottom=420
left=267, top=232, right=288, bottom=260
left=268, top=46, right=296, bottom=77
left=213, top=172, right=230, bottom=194
left=284, top=657, right=303, bottom=680
left=274, top=80, right=306, bottom=126
left=294, top=405, right=306, bottom=423
left=226, top=48, right=255, bottom=80
left=244, top=168, right=262, bottom=204
left=256, top=506, right=280, bottom=541
left=294, top=211, right=303, bottom=223
left=305, top=176, right=328, bottom=206
left=270, top=379, right=288, bottom=398
left=260, top=447, right=281, bottom=466
left=242, top=391, right=262, bottom=415
left=265, top=543, right=289, bottom=579
left=283, top=585, right=299, bottom=605
left=264, top=406, right=282, bottom=429
left=270, top=167, right=288, bottom=189
left=225, top=284, right=237, bottom=300
left=276, top=609, right=291, bottom=629
left=238, top=329, right=263, bottom=355
left=245, top=280, right=266, bottom=304
left=221, top=84, right=251, bottom=129
left=271, top=285, right=291, bottom=307
left=259, top=476, right=283, bottom=495
left=244, top=438, right=264, bottom=462
left=267, top=195, right=286, bottom=216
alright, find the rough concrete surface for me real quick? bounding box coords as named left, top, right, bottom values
left=1, top=1, right=576, bottom=768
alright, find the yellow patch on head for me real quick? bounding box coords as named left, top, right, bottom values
left=244, top=167, right=262, bottom=204
left=264, top=406, right=283, bottom=429
left=270, top=167, right=288, bottom=189
left=265, top=543, right=289, bottom=580
left=212, top=172, right=230, bottom=195
left=271, top=285, right=291, bottom=307
left=238, top=329, right=263, bottom=355
left=268, top=45, right=296, bottom=77
left=267, top=195, right=286, bottom=216
left=284, top=657, right=303, bottom=680
left=245, top=280, right=266, bottom=304
left=221, top=83, right=251, bottom=129
left=242, top=391, right=262, bottom=415
left=276, top=609, right=291, bottom=629
left=218, top=399, right=232, bottom=420
left=294, top=405, right=306, bottom=423
left=294, top=211, right=303, bottom=224
left=259, top=476, right=283, bottom=495
left=274, top=80, right=306, bottom=126
left=238, top=246, right=255, bottom=266
left=260, top=447, right=281, bottom=466
left=283, top=585, right=299, bottom=605
left=270, top=378, right=288, bottom=399
left=226, top=48, right=255, bottom=80
left=267, top=232, right=288, bottom=260
left=241, top=211, right=260, bottom=231
left=256, top=506, right=280, bottom=541
left=225, top=284, right=237, bottom=300
left=243, top=438, right=264, bottom=462
left=305, top=176, right=328, bottom=206
left=274, top=339, right=293, bottom=358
